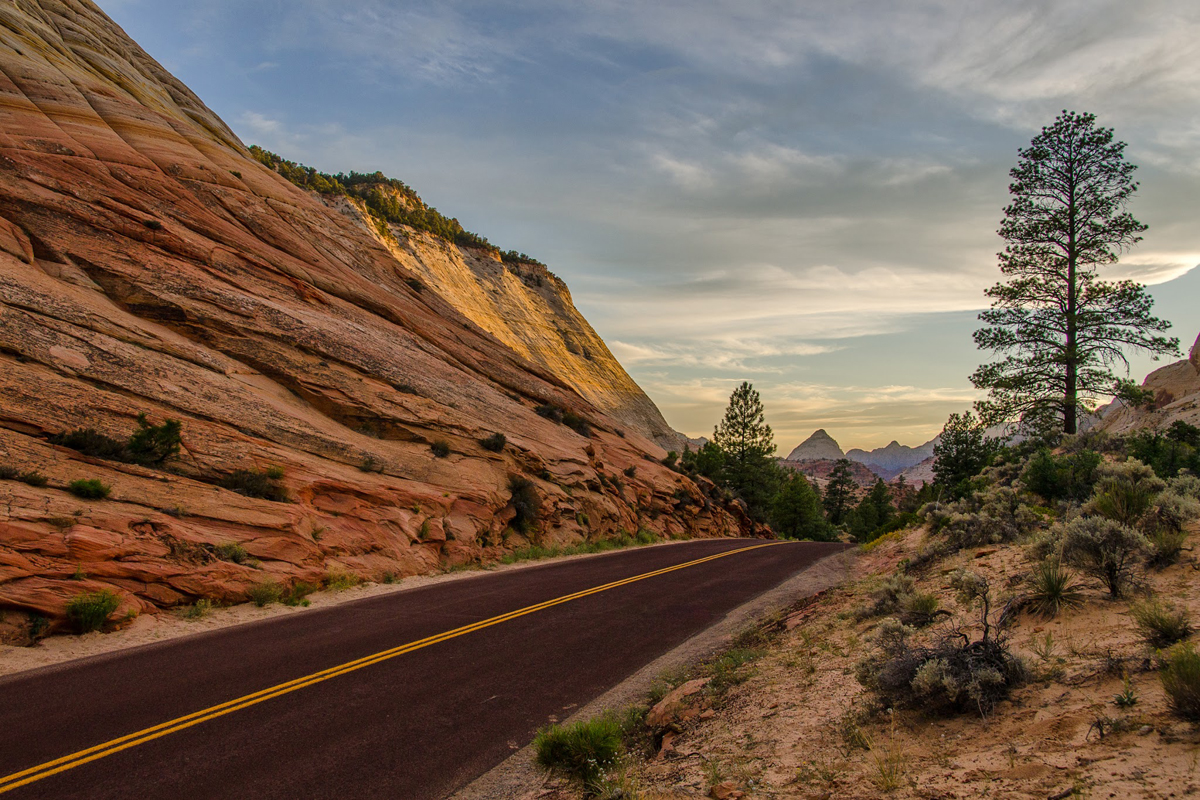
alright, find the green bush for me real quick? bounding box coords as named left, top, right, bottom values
left=533, top=715, right=623, bottom=795
left=1161, top=643, right=1200, bottom=720
left=68, top=478, right=111, bottom=500
left=430, top=440, right=451, bottom=458
left=480, top=432, right=507, bottom=452
left=219, top=469, right=289, bottom=502
left=1059, top=516, right=1147, bottom=598
left=1025, top=557, right=1085, bottom=618
left=508, top=475, right=541, bottom=534
left=247, top=581, right=283, bottom=607
left=125, top=414, right=182, bottom=465
left=899, top=591, right=942, bottom=628
left=51, top=429, right=127, bottom=461
left=1022, top=448, right=1101, bottom=502
left=66, top=589, right=120, bottom=633
left=1128, top=423, right=1200, bottom=479
left=183, top=599, right=213, bottom=619
left=1131, top=598, right=1192, bottom=649
left=1147, top=528, right=1189, bottom=569
left=215, top=542, right=249, bottom=564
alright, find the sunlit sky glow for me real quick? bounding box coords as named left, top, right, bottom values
left=103, top=0, right=1200, bottom=451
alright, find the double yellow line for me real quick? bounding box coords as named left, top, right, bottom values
left=0, top=541, right=781, bottom=794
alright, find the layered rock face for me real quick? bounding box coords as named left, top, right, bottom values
left=0, top=0, right=754, bottom=633
left=845, top=438, right=937, bottom=480
left=321, top=190, right=684, bottom=449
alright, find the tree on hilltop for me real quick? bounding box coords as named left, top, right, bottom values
left=971, top=110, right=1178, bottom=435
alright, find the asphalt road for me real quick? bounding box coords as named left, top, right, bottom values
left=0, top=538, right=847, bottom=799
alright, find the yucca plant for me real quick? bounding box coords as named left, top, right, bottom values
left=1026, top=557, right=1085, bottom=617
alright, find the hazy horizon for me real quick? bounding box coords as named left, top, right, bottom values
left=102, top=1, right=1200, bottom=451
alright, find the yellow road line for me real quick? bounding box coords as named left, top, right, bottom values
left=0, top=541, right=783, bottom=794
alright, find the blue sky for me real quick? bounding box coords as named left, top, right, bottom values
left=101, top=0, right=1200, bottom=451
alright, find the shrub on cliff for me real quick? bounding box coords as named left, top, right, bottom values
left=52, top=415, right=183, bottom=467
left=66, top=589, right=120, bottom=634
left=480, top=432, right=506, bottom=452
left=430, top=440, right=451, bottom=458
left=219, top=468, right=289, bottom=502
left=508, top=475, right=542, bottom=534
left=68, top=478, right=111, bottom=500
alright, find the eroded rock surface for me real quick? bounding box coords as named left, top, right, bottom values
left=0, top=0, right=757, bottom=633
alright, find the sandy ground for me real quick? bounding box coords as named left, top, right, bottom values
left=0, top=540, right=704, bottom=678
left=615, top=522, right=1200, bottom=799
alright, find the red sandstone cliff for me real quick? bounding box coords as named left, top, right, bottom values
left=0, top=0, right=755, bottom=635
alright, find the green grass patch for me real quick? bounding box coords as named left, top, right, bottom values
left=533, top=714, right=623, bottom=795
left=214, top=542, right=249, bottom=564
left=68, top=478, right=111, bottom=500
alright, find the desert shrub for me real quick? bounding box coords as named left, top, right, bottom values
left=856, top=572, right=1024, bottom=716
left=1059, top=516, right=1147, bottom=598
left=357, top=455, right=384, bottom=473
left=17, top=470, right=48, bottom=487
left=325, top=571, right=362, bottom=591
left=480, top=432, right=506, bottom=452
left=534, top=404, right=563, bottom=423
left=861, top=575, right=916, bottom=619
left=1085, top=459, right=1165, bottom=526
left=533, top=714, right=623, bottom=795
left=1142, top=490, right=1200, bottom=537
left=900, top=591, right=942, bottom=628
left=1025, top=557, right=1085, bottom=618
left=1147, top=528, right=1189, bottom=569
left=183, top=599, right=212, bottom=619
left=634, top=529, right=657, bottom=545
left=51, top=428, right=127, bottom=461
left=247, top=581, right=283, bottom=607
left=0, top=465, right=15, bottom=480
left=219, top=469, right=289, bottom=502
left=214, top=542, right=249, bottom=564
left=1167, top=473, right=1200, bottom=500
left=508, top=475, right=541, bottom=534
left=282, top=581, right=319, bottom=607
left=1022, top=448, right=1102, bottom=502
left=430, top=440, right=451, bottom=458
left=924, top=485, right=1041, bottom=552
left=125, top=414, right=182, bottom=465
left=66, top=589, right=120, bottom=633
left=623, top=465, right=637, bottom=479
left=68, top=478, right=111, bottom=500
left=1131, top=598, right=1193, bottom=649
left=1161, top=643, right=1200, bottom=720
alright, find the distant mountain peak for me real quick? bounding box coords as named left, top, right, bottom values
left=785, top=429, right=845, bottom=461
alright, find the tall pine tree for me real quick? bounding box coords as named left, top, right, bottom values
left=972, top=110, right=1178, bottom=435
left=712, top=382, right=779, bottom=519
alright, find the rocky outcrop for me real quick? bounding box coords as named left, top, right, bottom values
left=0, top=0, right=756, bottom=634
left=785, top=430, right=845, bottom=462
left=322, top=191, right=684, bottom=449
left=779, top=458, right=879, bottom=488
left=1093, top=333, right=1200, bottom=435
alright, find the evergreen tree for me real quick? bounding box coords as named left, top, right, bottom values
left=712, top=382, right=780, bottom=519
left=822, top=458, right=856, bottom=526
left=847, top=478, right=895, bottom=541
left=972, top=110, right=1178, bottom=434
left=771, top=472, right=833, bottom=541
left=932, top=412, right=996, bottom=499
